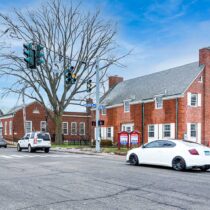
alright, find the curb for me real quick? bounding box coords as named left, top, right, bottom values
left=51, top=148, right=121, bottom=157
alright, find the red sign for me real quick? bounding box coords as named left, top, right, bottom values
left=130, top=131, right=140, bottom=147
left=118, top=131, right=129, bottom=149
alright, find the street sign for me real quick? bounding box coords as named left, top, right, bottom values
left=84, top=103, right=96, bottom=108
left=92, top=120, right=104, bottom=126
left=98, top=120, right=104, bottom=126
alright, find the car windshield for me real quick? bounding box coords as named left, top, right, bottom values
left=37, top=133, right=50, bottom=141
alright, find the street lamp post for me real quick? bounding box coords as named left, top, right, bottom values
left=95, top=57, right=101, bottom=152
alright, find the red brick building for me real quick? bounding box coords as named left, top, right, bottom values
left=93, top=47, right=210, bottom=146
left=0, top=101, right=91, bottom=142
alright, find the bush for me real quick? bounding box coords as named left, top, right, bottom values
left=92, top=139, right=113, bottom=147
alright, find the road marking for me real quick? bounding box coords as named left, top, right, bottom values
left=10, top=155, right=25, bottom=158
left=0, top=155, right=13, bottom=159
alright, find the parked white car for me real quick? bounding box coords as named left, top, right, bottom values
left=17, top=132, right=51, bottom=153
left=126, top=140, right=210, bottom=171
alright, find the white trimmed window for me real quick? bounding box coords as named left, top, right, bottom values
left=124, top=100, right=130, bottom=112
left=191, top=94, right=198, bottom=106
left=190, top=123, right=197, bottom=138
left=155, top=96, right=163, bottom=109
left=188, top=92, right=201, bottom=107
left=79, top=122, right=85, bottom=135
left=148, top=125, right=155, bottom=138
left=198, top=76, right=203, bottom=83
left=25, top=121, right=32, bottom=133
left=40, top=121, right=46, bottom=132
left=9, top=121, right=12, bottom=135
left=4, top=122, right=7, bottom=135
left=71, top=122, right=77, bottom=135
left=62, top=122, right=68, bottom=135
left=163, top=124, right=171, bottom=138
left=107, top=127, right=111, bottom=138
left=121, top=123, right=134, bottom=132
left=101, top=108, right=107, bottom=115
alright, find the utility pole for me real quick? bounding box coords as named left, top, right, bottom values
left=95, top=57, right=100, bottom=152
left=22, top=88, right=26, bottom=134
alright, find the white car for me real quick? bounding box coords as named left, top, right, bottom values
left=126, top=140, right=210, bottom=171
left=17, top=132, right=51, bottom=153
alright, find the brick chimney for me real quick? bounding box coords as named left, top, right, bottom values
left=199, top=47, right=210, bottom=145
left=108, top=76, right=123, bottom=89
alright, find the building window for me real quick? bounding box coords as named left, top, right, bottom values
left=40, top=121, right=46, bottom=132
left=101, top=108, right=107, bottom=115
left=155, top=96, right=163, bottom=109
left=190, top=124, right=197, bottom=137
left=121, top=123, right=134, bottom=132
left=4, top=122, right=7, bottom=135
left=198, top=76, right=203, bottom=83
left=148, top=125, right=155, bottom=138
left=163, top=124, right=171, bottom=137
left=191, top=94, right=198, bottom=106
left=71, top=122, right=77, bottom=135
left=124, top=100, right=130, bottom=112
left=79, top=122, right=85, bottom=135
left=25, top=121, right=32, bottom=133
left=9, top=121, right=12, bottom=135
left=62, top=122, right=68, bottom=135
left=107, top=127, right=111, bottom=138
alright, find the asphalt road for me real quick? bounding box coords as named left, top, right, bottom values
left=0, top=148, right=210, bottom=210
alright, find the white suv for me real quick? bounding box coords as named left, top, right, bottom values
left=17, top=132, right=51, bottom=153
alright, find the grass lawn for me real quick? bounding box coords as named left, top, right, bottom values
left=52, top=142, right=130, bottom=155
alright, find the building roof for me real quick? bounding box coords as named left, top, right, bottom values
left=101, top=62, right=204, bottom=106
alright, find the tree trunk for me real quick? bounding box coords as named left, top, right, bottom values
left=54, top=114, right=63, bottom=145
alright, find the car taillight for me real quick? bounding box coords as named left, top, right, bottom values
left=189, top=149, right=199, bottom=155
left=34, top=138, right=37, bottom=144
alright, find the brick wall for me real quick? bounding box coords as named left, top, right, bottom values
left=0, top=102, right=91, bottom=142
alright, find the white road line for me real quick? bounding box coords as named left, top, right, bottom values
left=10, top=155, right=25, bottom=158
left=0, top=155, right=13, bottom=159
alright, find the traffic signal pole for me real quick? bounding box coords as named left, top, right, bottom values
left=95, top=57, right=100, bottom=152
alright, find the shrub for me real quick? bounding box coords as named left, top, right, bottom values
left=92, top=139, right=113, bottom=147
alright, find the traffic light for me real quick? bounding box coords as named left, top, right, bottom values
left=87, top=80, right=92, bottom=92
left=64, top=68, right=71, bottom=85
left=71, top=73, right=77, bottom=84
left=64, top=66, right=77, bottom=85
left=23, top=43, right=36, bottom=69
left=36, top=44, right=44, bottom=65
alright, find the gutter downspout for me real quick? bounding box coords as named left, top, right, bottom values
left=142, top=103, right=144, bottom=144
left=176, top=98, right=178, bottom=139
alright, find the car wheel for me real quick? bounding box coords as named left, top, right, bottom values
left=44, top=148, right=50, bottom=153
left=5, top=145, right=7, bottom=148
left=172, top=157, right=186, bottom=171
left=200, top=166, right=210, bottom=172
left=28, top=145, right=33, bottom=153
left=129, top=153, right=139, bottom=166
left=17, top=144, right=22, bottom=152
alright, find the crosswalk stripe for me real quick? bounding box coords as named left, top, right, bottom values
left=0, top=155, right=13, bottom=159
left=10, top=155, right=25, bottom=158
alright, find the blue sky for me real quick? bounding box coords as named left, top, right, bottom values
left=0, top=0, right=210, bottom=111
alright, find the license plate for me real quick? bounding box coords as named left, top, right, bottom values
left=204, top=151, right=210, bottom=156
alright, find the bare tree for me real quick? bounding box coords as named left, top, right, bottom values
left=0, top=0, right=127, bottom=144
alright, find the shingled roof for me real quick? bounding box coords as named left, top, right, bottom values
left=101, top=62, right=204, bottom=106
